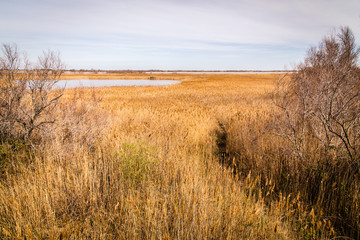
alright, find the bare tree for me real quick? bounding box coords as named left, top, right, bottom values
left=0, top=43, right=64, bottom=142
left=273, top=27, right=360, bottom=161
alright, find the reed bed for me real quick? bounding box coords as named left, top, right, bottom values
left=0, top=72, right=337, bottom=239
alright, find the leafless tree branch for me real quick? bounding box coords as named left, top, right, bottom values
left=272, top=27, right=360, bottom=161
left=0, top=43, right=65, bottom=142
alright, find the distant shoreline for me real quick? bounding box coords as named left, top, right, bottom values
left=64, top=69, right=295, bottom=74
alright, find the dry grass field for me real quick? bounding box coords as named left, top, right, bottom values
left=0, top=72, right=350, bottom=239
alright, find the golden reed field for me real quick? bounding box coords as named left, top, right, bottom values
left=0, top=72, right=350, bottom=239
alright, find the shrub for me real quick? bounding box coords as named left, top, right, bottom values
left=118, top=142, right=158, bottom=186
left=272, top=27, right=360, bottom=161
left=0, top=43, right=64, bottom=142
left=270, top=26, right=360, bottom=238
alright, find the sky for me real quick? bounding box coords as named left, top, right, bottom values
left=1, top=0, right=360, bottom=70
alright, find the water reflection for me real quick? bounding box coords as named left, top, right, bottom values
left=55, top=79, right=181, bottom=89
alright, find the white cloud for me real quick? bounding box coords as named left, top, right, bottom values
left=1, top=0, right=359, bottom=69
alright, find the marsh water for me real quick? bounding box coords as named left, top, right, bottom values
left=55, top=79, right=181, bottom=89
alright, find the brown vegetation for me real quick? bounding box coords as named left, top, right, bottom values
left=0, top=69, right=297, bottom=239
left=225, top=27, right=360, bottom=239
left=0, top=27, right=359, bottom=239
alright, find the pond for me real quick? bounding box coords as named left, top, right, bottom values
left=55, top=79, right=181, bottom=89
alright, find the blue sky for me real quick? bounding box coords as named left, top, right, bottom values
left=1, top=0, right=359, bottom=70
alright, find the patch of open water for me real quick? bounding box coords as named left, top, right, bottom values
left=55, top=79, right=181, bottom=89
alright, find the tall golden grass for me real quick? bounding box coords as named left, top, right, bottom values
left=0, top=73, right=342, bottom=239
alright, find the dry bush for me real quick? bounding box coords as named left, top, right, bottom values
left=48, top=88, right=107, bottom=155
left=272, top=27, right=360, bottom=237
left=273, top=27, right=360, bottom=161
left=0, top=44, right=107, bottom=182
left=0, top=43, right=64, bottom=142
left=223, top=27, right=360, bottom=238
